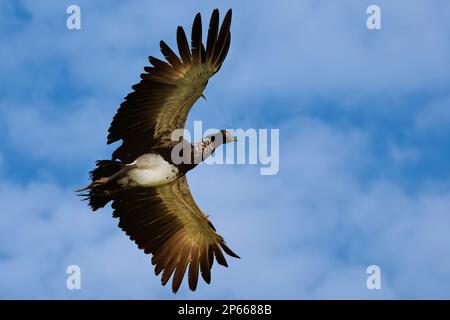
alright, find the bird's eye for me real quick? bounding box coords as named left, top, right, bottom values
left=211, top=136, right=215, bottom=142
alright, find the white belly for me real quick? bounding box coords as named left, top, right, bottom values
left=119, top=154, right=179, bottom=187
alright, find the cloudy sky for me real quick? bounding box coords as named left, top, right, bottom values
left=1, top=0, right=450, bottom=299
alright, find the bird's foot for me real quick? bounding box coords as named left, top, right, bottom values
left=91, top=177, right=110, bottom=187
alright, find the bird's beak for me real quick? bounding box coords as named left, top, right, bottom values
left=201, top=94, right=207, bottom=101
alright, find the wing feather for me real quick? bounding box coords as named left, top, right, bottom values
left=215, top=31, right=231, bottom=68
left=191, top=13, right=202, bottom=64
left=212, top=10, right=232, bottom=67
left=160, top=40, right=184, bottom=69
left=200, top=244, right=212, bottom=284
left=148, top=56, right=181, bottom=78
left=111, top=176, right=239, bottom=293
left=206, top=9, right=219, bottom=61
left=172, top=244, right=190, bottom=292
left=177, top=26, right=192, bottom=65
left=188, top=247, right=200, bottom=291
left=107, top=9, right=233, bottom=163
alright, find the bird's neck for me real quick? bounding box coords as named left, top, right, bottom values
left=163, top=138, right=220, bottom=175
left=192, top=138, right=218, bottom=163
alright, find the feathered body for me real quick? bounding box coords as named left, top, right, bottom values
left=77, top=9, right=239, bottom=293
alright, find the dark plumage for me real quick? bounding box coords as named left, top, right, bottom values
left=77, top=9, right=238, bottom=293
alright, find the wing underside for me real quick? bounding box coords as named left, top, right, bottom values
left=107, top=9, right=232, bottom=163
left=112, top=176, right=239, bottom=292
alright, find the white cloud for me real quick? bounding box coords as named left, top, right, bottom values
left=415, top=96, right=450, bottom=133
left=1, top=0, right=450, bottom=299
left=1, top=114, right=450, bottom=298
left=387, top=143, right=420, bottom=167
left=3, top=1, right=450, bottom=111
left=1, top=98, right=111, bottom=164
left=221, top=0, right=450, bottom=102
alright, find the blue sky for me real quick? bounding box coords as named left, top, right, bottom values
left=1, top=0, right=450, bottom=299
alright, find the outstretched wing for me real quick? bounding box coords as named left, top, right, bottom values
left=111, top=176, right=239, bottom=293
left=108, top=9, right=232, bottom=163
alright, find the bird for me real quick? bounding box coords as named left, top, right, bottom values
left=76, top=9, right=239, bottom=293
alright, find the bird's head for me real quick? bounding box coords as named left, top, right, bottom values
left=205, top=130, right=237, bottom=147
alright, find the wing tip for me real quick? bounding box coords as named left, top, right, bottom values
left=221, top=242, right=240, bottom=259
left=225, top=8, right=232, bottom=21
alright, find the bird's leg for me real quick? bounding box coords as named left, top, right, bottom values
left=90, top=177, right=110, bottom=187
left=76, top=163, right=137, bottom=191
left=96, top=163, right=137, bottom=185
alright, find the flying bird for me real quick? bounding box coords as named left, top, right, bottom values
left=77, top=9, right=239, bottom=293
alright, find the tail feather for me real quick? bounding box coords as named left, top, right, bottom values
left=90, top=160, right=123, bottom=181
left=77, top=160, right=124, bottom=211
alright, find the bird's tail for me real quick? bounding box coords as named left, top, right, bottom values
left=76, top=160, right=125, bottom=211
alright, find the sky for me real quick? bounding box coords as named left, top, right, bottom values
left=0, top=0, right=450, bottom=299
